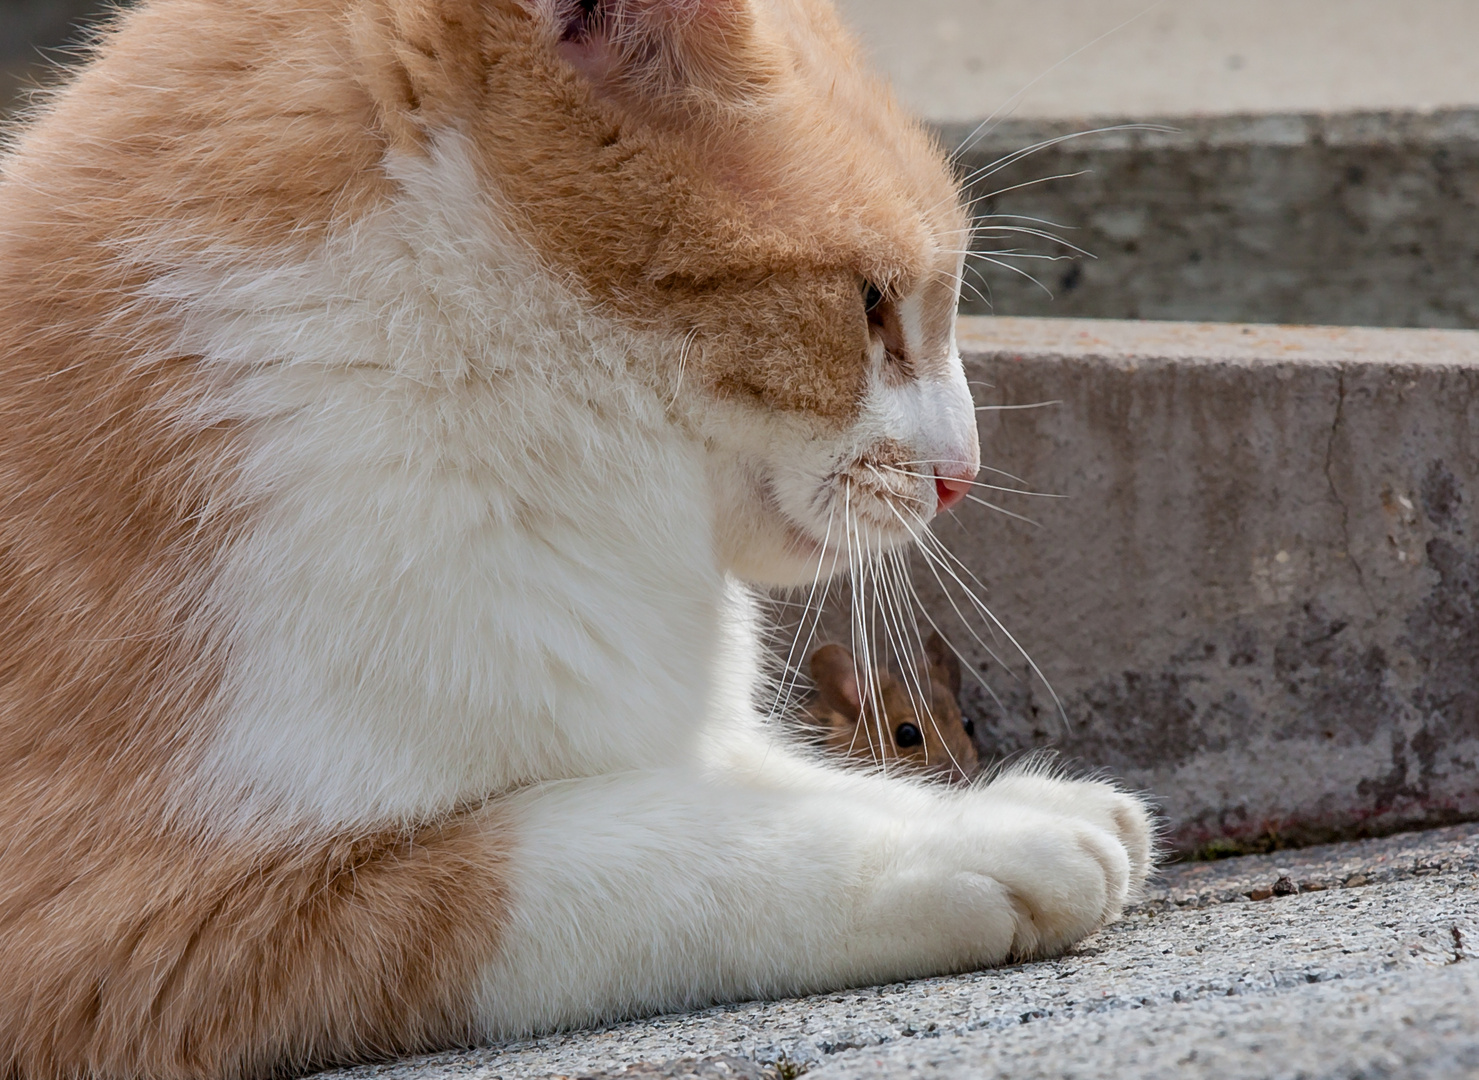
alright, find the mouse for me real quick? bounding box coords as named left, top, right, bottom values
left=803, top=631, right=979, bottom=784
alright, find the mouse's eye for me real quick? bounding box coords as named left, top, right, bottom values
left=962, top=717, right=976, bottom=738
left=861, top=280, right=885, bottom=314
left=894, top=722, right=923, bottom=748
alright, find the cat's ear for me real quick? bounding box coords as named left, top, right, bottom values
left=924, top=631, right=962, bottom=699
left=532, top=0, right=775, bottom=111
left=810, top=644, right=862, bottom=720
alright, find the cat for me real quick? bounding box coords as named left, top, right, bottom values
left=0, top=0, right=1153, bottom=1077
left=803, top=633, right=980, bottom=783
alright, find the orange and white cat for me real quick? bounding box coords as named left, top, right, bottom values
left=0, top=1, right=1152, bottom=1077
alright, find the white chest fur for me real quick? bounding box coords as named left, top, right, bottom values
left=148, top=133, right=729, bottom=831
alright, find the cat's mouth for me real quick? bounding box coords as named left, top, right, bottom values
left=759, top=456, right=935, bottom=568
left=822, top=452, right=936, bottom=539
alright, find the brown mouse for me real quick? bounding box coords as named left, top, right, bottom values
left=802, top=632, right=979, bottom=784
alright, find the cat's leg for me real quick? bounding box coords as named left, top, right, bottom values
left=709, top=717, right=1156, bottom=889
left=5, top=815, right=509, bottom=1080
left=473, top=756, right=1149, bottom=1039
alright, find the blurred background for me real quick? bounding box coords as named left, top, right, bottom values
left=0, top=0, right=106, bottom=103
left=5, top=0, right=1479, bottom=328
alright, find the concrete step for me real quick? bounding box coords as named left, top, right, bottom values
left=826, top=3, right=1479, bottom=328
left=942, top=110, right=1479, bottom=329
left=905, top=315, right=1479, bottom=856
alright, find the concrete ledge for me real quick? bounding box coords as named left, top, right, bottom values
left=943, top=109, right=1479, bottom=328
left=927, top=316, right=1479, bottom=854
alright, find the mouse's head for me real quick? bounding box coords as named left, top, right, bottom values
left=803, top=632, right=978, bottom=784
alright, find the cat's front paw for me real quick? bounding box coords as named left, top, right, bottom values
left=973, top=807, right=1135, bottom=960
left=854, top=798, right=1140, bottom=974
left=980, top=771, right=1156, bottom=895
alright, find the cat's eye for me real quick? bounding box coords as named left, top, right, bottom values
left=859, top=278, right=911, bottom=375
left=894, top=722, right=922, bottom=748
left=561, top=0, right=601, bottom=43
left=962, top=717, right=976, bottom=738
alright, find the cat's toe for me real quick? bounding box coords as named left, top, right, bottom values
left=982, top=813, right=1133, bottom=960
left=982, top=772, right=1156, bottom=891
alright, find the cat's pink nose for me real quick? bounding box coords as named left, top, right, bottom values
left=934, top=467, right=975, bottom=513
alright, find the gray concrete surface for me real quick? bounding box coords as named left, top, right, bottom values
left=922, top=317, right=1479, bottom=854
left=943, top=109, right=1479, bottom=329
left=835, top=0, right=1479, bottom=124
left=776, top=318, right=1479, bottom=855
left=319, top=822, right=1479, bottom=1080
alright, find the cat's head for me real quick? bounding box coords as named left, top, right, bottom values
left=804, top=632, right=979, bottom=784
left=365, top=0, right=977, bottom=584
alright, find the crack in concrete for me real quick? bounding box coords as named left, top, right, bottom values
left=1324, top=367, right=1380, bottom=619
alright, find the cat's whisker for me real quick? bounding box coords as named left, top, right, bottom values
left=845, top=485, right=885, bottom=769
left=972, top=400, right=1064, bottom=413
left=883, top=537, right=1007, bottom=713
left=910, top=518, right=1069, bottom=730
left=949, top=1, right=1175, bottom=164
left=839, top=484, right=867, bottom=763
left=950, top=124, right=1178, bottom=194
left=880, top=504, right=1017, bottom=683
left=873, top=463, right=1065, bottom=500
left=880, top=551, right=924, bottom=682
left=905, top=508, right=1008, bottom=648
left=962, top=492, right=1043, bottom=528
left=880, top=561, right=940, bottom=771
left=857, top=532, right=875, bottom=763
left=956, top=274, right=993, bottom=309
left=896, top=459, right=1032, bottom=488
left=868, top=528, right=892, bottom=771
left=958, top=264, right=994, bottom=310
left=968, top=251, right=1079, bottom=264
left=969, top=255, right=1055, bottom=299
left=909, top=541, right=1013, bottom=671
left=961, top=224, right=1096, bottom=259
left=881, top=548, right=966, bottom=778
left=972, top=212, right=1078, bottom=232
left=768, top=503, right=838, bottom=724
left=912, top=518, right=1003, bottom=620
left=963, top=170, right=1092, bottom=212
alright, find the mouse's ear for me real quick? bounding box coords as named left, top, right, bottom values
left=810, top=644, right=862, bottom=721
left=535, top=0, right=776, bottom=113
left=924, top=631, right=962, bottom=698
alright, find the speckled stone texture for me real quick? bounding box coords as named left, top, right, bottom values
left=318, top=822, right=1479, bottom=1080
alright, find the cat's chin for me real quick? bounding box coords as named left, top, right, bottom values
left=721, top=509, right=915, bottom=589
left=712, top=470, right=921, bottom=587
